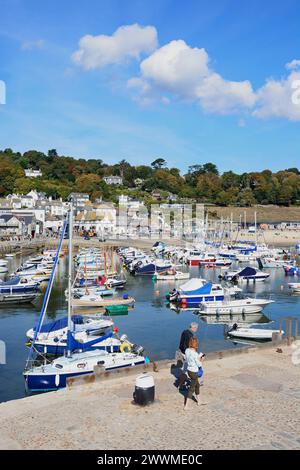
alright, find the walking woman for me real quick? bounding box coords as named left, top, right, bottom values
left=183, top=337, right=206, bottom=410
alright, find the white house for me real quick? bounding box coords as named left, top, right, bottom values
left=69, top=193, right=90, bottom=209
left=0, top=212, right=37, bottom=236
left=21, top=190, right=46, bottom=208
left=0, top=215, right=23, bottom=236
left=103, top=175, right=123, bottom=186
left=75, top=203, right=116, bottom=236
left=44, top=214, right=63, bottom=233
left=25, top=168, right=42, bottom=178
left=118, top=194, right=145, bottom=210
left=49, top=200, right=68, bottom=217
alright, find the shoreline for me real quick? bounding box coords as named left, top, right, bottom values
left=0, top=228, right=299, bottom=256
left=1, top=341, right=299, bottom=450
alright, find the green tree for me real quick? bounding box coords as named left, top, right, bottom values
left=151, top=158, right=166, bottom=169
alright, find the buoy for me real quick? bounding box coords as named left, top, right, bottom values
left=120, top=341, right=132, bottom=353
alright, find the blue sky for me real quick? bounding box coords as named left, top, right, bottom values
left=0, top=0, right=300, bottom=173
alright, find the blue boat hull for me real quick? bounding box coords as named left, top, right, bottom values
left=0, top=285, right=39, bottom=294
left=178, top=295, right=225, bottom=304
left=134, top=263, right=172, bottom=275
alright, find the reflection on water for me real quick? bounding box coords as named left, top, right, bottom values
left=197, top=312, right=270, bottom=325
left=0, top=256, right=300, bottom=402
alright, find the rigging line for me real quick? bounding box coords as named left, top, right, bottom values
left=25, top=216, right=68, bottom=369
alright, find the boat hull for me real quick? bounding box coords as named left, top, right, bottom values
left=24, top=359, right=146, bottom=392
left=71, top=296, right=135, bottom=308
left=200, top=305, right=263, bottom=315
left=133, top=264, right=172, bottom=275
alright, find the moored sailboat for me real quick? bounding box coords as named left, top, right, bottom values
left=23, top=202, right=147, bottom=392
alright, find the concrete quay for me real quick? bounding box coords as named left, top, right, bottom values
left=0, top=343, right=299, bottom=450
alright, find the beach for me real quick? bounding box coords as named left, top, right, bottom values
left=1, top=342, right=299, bottom=450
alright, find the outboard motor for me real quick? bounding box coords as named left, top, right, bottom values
left=132, top=344, right=145, bottom=355
left=133, top=373, right=155, bottom=406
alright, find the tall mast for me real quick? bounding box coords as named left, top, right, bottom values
left=67, top=202, right=73, bottom=336
left=254, top=210, right=257, bottom=246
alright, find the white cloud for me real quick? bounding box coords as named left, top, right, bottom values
left=72, top=24, right=158, bottom=70
left=253, top=70, right=300, bottom=121
left=196, top=73, right=256, bottom=114
left=139, top=40, right=210, bottom=98
left=129, top=39, right=256, bottom=114
left=286, top=59, right=300, bottom=70
left=21, top=39, right=45, bottom=50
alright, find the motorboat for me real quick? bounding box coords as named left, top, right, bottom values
left=13, top=268, right=50, bottom=282
left=0, top=266, right=8, bottom=273
left=202, top=258, right=232, bottom=268
left=69, top=286, right=117, bottom=298
left=259, top=257, right=285, bottom=268
left=220, top=266, right=270, bottom=283
left=0, top=259, right=8, bottom=266
left=199, top=300, right=263, bottom=315
left=227, top=323, right=284, bottom=340
left=288, top=282, right=300, bottom=294
left=185, top=250, right=216, bottom=267
left=153, top=270, right=190, bottom=281
left=166, top=278, right=241, bottom=304
left=131, top=259, right=172, bottom=276
left=71, top=293, right=135, bottom=309
left=75, top=275, right=126, bottom=290
left=284, top=265, right=300, bottom=276
left=0, top=292, right=38, bottom=304
left=199, top=297, right=274, bottom=315
left=0, top=276, right=40, bottom=294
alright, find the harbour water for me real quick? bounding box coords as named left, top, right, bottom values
left=0, top=253, right=299, bottom=403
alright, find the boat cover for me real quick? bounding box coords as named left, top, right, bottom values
left=67, top=330, right=113, bottom=352
left=180, top=279, right=213, bottom=295
left=238, top=267, right=257, bottom=277
left=34, top=315, right=84, bottom=333
left=0, top=276, right=21, bottom=286
left=179, top=278, right=205, bottom=292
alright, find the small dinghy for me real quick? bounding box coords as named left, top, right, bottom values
left=228, top=323, right=284, bottom=340
left=154, top=270, right=190, bottom=281
left=220, top=266, right=270, bottom=283
left=0, top=292, right=38, bottom=304
left=288, top=283, right=300, bottom=294
left=71, top=293, right=135, bottom=309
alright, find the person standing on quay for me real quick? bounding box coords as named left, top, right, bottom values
left=177, top=322, right=198, bottom=389
left=183, top=337, right=206, bottom=410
